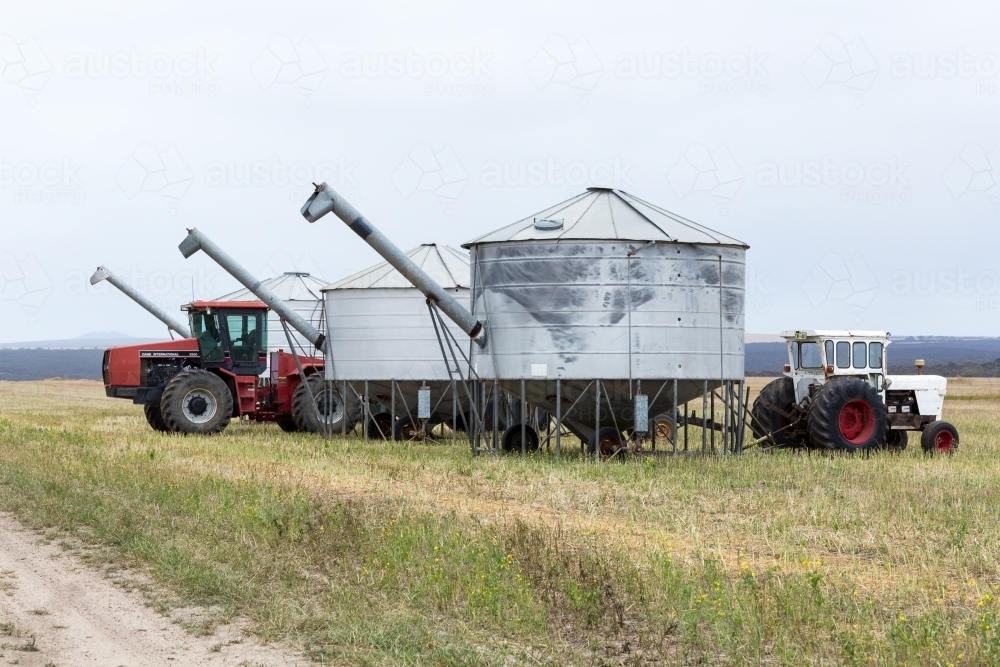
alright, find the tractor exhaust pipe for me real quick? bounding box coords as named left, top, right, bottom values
left=178, top=228, right=326, bottom=352
left=90, top=266, right=192, bottom=338
left=301, top=182, right=486, bottom=346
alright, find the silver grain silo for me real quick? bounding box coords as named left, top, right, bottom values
left=322, top=244, right=474, bottom=440
left=215, top=271, right=327, bottom=362
left=302, top=185, right=748, bottom=457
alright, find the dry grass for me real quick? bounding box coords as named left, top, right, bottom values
left=0, top=378, right=999, bottom=665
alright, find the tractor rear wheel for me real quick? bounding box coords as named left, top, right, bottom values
left=160, top=370, right=233, bottom=435
left=807, top=378, right=887, bottom=452
left=278, top=420, right=298, bottom=433
left=502, top=424, right=539, bottom=453
left=921, top=421, right=959, bottom=455
left=291, top=375, right=358, bottom=434
left=751, top=377, right=805, bottom=447
left=143, top=403, right=169, bottom=432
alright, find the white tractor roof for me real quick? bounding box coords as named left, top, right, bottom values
left=781, top=330, right=890, bottom=340
left=463, top=187, right=748, bottom=247
left=216, top=272, right=327, bottom=303
left=323, top=243, right=470, bottom=291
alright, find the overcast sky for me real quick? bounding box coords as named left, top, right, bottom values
left=1, top=0, right=998, bottom=342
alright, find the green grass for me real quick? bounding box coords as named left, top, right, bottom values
left=0, top=379, right=999, bottom=665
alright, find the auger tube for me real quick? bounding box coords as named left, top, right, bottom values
left=300, top=182, right=486, bottom=346
left=90, top=266, right=192, bottom=338
left=178, top=229, right=326, bottom=351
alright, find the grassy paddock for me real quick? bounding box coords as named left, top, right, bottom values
left=1, top=379, right=999, bottom=665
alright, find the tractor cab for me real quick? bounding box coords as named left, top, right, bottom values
left=183, top=300, right=269, bottom=378
left=781, top=330, right=889, bottom=403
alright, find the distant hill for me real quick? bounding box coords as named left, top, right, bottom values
left=0, top=349, right=104, bottom=381
left=4, top=335, right=1000, bottom=382
left=0, top=332, right=171, bottom=381
left=746, top=337, right=1000, bottom=377
left=0, top=332, right=168, bottom=350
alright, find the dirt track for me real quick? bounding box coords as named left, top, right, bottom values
left=0, top=514, right=303, bottom=666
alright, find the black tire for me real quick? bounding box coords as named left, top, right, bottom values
left=501, top=424, right=539, bottom=453
left=921, top=421, right=959, bottom=455
left=367, top=412, right=394, bottom=440
left=160, top=370, right=233, bottom=435
left=589, top=427, right=625, bottom=459
left=751, top=377, right=805, bottom=447
left=291, top=375, right=359, bottom=434
left=393, top=416, right=429, bottom=442
left=651, top=413, right=675, bottom=446
left=143, top=403, right=170, bottom=432
left=482, top=399, right=507, bottom=433
left=886, top=429, right=908, bottom=451
left=807, top=378, right=887, bottom=452
left=278, top=420, right=298, bottom=433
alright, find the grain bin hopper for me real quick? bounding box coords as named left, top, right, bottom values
left=302, top=184, right=749, bottom=457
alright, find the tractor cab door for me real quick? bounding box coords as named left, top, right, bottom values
left=190, top=310, right=225, bottom=364
left=220, top=310, right=268, bottom=376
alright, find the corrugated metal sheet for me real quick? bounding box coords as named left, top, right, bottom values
left=323, top=244, right=469, bottom=290
left=463, top=188, right=749, bottom=247
left=321, top=245, right=471, bottom=419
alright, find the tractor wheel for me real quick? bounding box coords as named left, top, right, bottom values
left=143, top=403, right=170, bottom=432
left=393, top=416, right=429, bottom=442
left=160, top=370, right=233, bottom=435
left=651, top=413, right=675, bottom=446
left=589, top=427, right=626, bottom=459
left=367, top=412, right=394, bottom=440
left=278, top=420, right=298, bottom=433
left=291, top=375, right=359, bottom=434
left=921, top=421, right=959, bottom=455
left=501, top=424, right=539, bottom=453
left=806, top=378, right=887, bottom=452
left=885, top=429, right=908, bottom=451
left=751, top=377, right=805, bottom=447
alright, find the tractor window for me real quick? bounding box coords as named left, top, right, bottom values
left=825, top=340, right=834, bottom=366
left=869, top=342, right=883, bottom=369
left=799, top=342, right=823, bottom=369
left=836, top=341, right=851, bottom=368
left=190, top=312, right=224, bottom=363
left=853, top=341, right=867, bottom=369
left=227, top=314, right=261, bottom=364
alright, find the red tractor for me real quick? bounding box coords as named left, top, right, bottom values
left=102, top=299, right=335, bottom=434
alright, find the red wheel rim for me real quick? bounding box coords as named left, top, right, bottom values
left=838, top=399, right=875, bottom=445
left=934, top=430, right=955, bottom=453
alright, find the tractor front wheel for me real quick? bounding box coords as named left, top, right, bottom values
left=885, top=429, right=908, bottom=451
left=160, top=370, right=233, bottom=434
left=921, top=421, right=959, bottom=455
left=751, top=377, right=806, bottom=447
left=807, top=378, right=887, bottom=452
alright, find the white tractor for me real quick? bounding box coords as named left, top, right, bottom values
left=750, top=330, right=958, bottom=454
